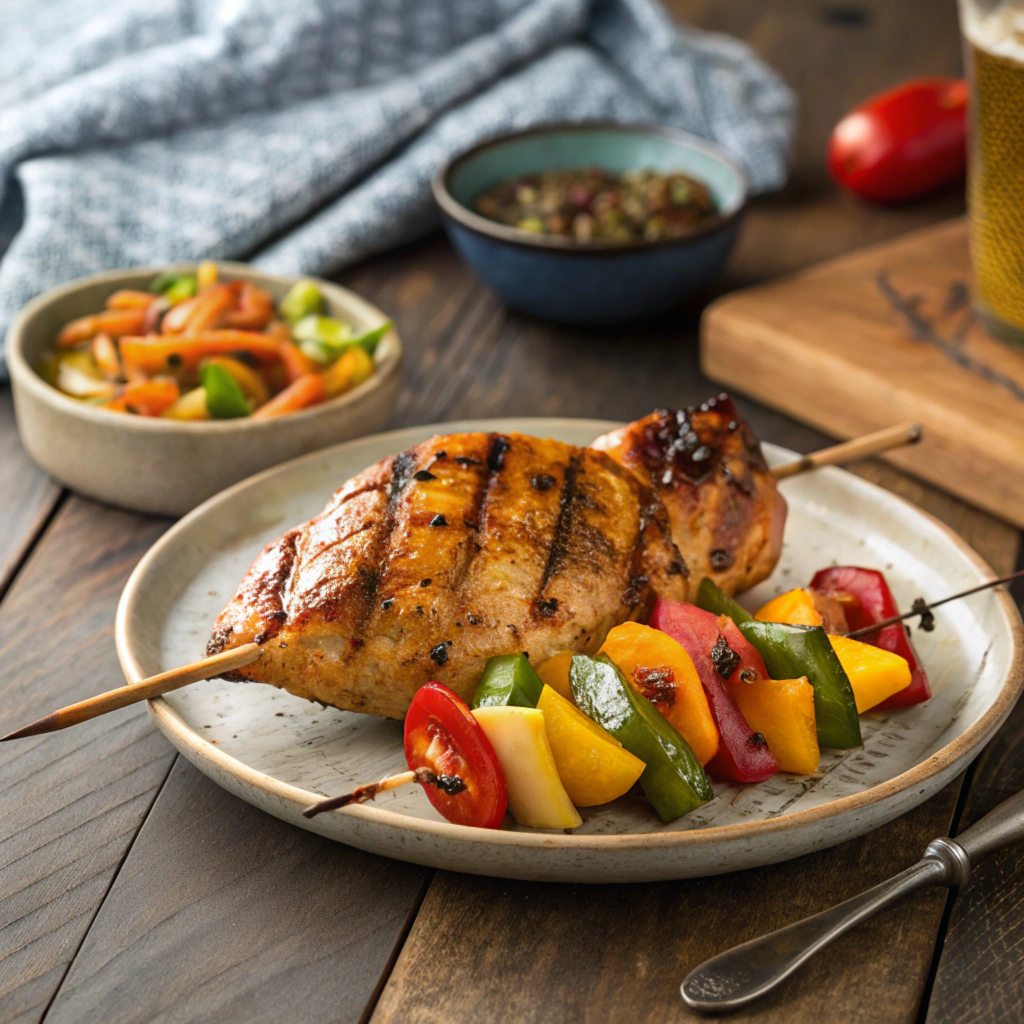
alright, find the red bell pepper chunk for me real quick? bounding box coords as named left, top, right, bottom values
left=811, top=566, right=931, bottom=708
left=650, top=600, right=778, bottom=783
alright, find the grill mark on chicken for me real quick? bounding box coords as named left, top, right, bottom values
left=444, top=434, right=499, bottom=598
left=538, top=454, right=580, bottom=597
left=449, top=433, right=506, bottom=613
left=533, top=454, right=619, bottom=619
left=348, top=449, right=419, bottom=643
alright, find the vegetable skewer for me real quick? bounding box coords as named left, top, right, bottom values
left=304, top=559, right=1024, bottom=824
left=302, top=767, right=464, bottom=818
left=0, top=423, right=926, bottom=743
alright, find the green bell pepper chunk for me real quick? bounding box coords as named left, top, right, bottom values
left=349, top=321, right=391, bottom=356
left=471, top=654, right=544, bottom=710
left=569, top=654, right=712, bottom=822
left=739, top=621, right=862, bottom=749
left=280, top=279, right=324, bottom=323
left=695, top=577, right=753, bottom=625
left=149, top=272, right=197, bottom=302
left=201, top=363, right=250, bottom=419
left=292, top=315, right=352, bottom=345
left=296, top=319, right=391, bottom=366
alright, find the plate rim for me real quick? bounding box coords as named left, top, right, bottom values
left=116, top=417, right=1024, bottom=851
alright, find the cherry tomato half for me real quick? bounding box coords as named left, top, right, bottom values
left=828, top=77, right=967, bottom=204
left=404, top=682, right=508, bottom=829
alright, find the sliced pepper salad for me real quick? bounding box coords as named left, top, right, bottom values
left=401, top=566, right=931, bottom=831
left=41, top=262, right=390, bottom=421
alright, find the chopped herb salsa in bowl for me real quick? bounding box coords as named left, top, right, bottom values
left=7, top=263, right=403, bottom=515
left=433, top=123, right=747, bottom=324
left=474, top=167, right=719, bottom=244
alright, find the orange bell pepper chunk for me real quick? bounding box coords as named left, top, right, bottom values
left=91, top=333, right=122, bottom=379
left=599, top=621, right=719, bottom=766
left=181, top=284, right=235, bottom=333
left=755, top=588, right=849, bottom=633
left=730, top=677, right=820, bottom=775
left=250, top=373, right=327, bottom=420
left=537, top=650, right=575, bottom=703
left=222, top=283, right=274, bottom=330
left=119, top=332, right=283, bottom=374
left=57, top=308, right=148, bottom=348
left=99, top=395, right=130, bottom=413
left=280, top=339, right=319, bottom=383
left=105, top=289, right=157, bottom=310
left=123, top=379, right=181, bottom=417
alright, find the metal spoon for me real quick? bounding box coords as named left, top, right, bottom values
left=681, top=787, right=1024, bottom=1013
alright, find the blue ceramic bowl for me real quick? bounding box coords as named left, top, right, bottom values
left=433, top=123, right=747, bottom=325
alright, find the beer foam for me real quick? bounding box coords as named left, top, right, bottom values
left=962, top=2, right=1024, bottom=60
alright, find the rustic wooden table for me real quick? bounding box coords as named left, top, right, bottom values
left=2, top=2, right=1023, bottom=1022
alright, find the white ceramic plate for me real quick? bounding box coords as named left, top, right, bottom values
left=116, top=419, right=1024, bottom=882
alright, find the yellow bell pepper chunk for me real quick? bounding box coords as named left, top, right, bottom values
left=197, top=260, right=218, bottom=290
left=828, top=635, right=911, bottom=713
left=755, top=588, right=822, bottom=626
left=472, top=706, right=582, bottom=829
left=162, top=386, right=212, bottom=420
left=537, top=649, right=575, bottom=702
left=320, top=345, right=375, bottom=398
left=598, top=622, right=719, bottom=766
left=536, top=685, right=645, bottom=807
left=731, top=677, right=820, bottom=775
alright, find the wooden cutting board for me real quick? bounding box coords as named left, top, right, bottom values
left=701, top=217, right=1024, bottom=529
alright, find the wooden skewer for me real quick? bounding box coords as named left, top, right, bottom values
left=0, top=642, right=263, bottom=741
left=0, top=423, right=927, bottom=743
left=843, top=568, right=1024, bottom=640
left=772, top=422, right=922, bottom=480
left=302, top=767, right=465, bottom=818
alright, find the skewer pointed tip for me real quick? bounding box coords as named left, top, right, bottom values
left=1, top=713, right=59, bottom=741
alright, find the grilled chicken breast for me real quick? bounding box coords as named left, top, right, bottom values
left=209, top=397, right=785, bottom=717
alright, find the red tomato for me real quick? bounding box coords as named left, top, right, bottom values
left=828, top=77, right=967, bottom=204
left=403, top=682, right=508, bottom=829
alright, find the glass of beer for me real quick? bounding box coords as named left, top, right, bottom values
left=960, top=0, right=1024, bottom=347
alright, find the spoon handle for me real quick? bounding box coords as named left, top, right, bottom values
left=682, top=786, right=1024, bottom=1013
left=680, top=857, right=948, bottom=1012
left=954, top=787, right=1024, bottom=864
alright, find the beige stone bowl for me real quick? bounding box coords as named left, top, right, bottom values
left=6, top=263, right=403, bottom=516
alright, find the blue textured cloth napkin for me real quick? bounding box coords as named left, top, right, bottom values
left=0, top=0, right=795, bottom=376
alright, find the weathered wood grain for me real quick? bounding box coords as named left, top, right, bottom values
left=0, top=498, right=173, bottom=1024
left=42, top=758, right=432, bottom=1024
left=372, top=781, right=961, bottom=1024
left=925, top=692, right=1024, bottom=1024
left=702, top=221, right=1024, bottom=528
left=0, top=388, right=62, bottom=598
